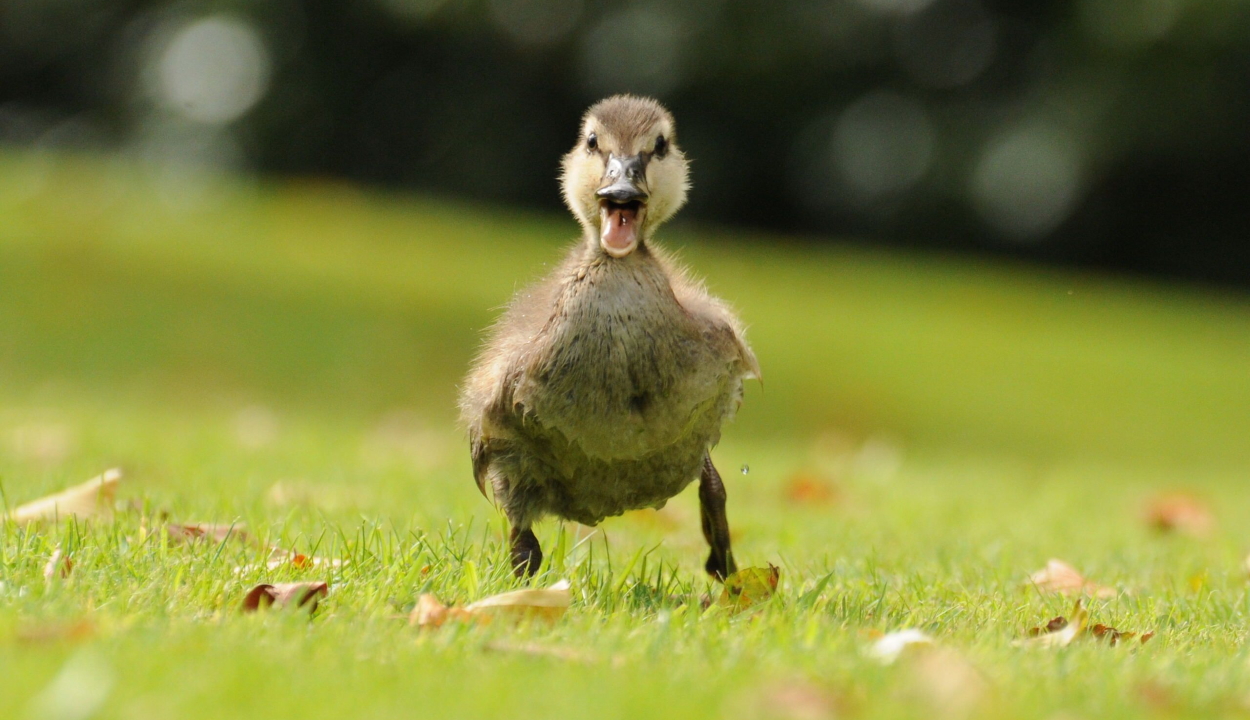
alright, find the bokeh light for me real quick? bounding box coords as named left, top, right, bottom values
left=833, top=90, right=935, bottom=204
left=971, top=123, right=1084, bottom=242
left=149, top=14, right=271, bottom=126
left=1, top=0, right=1247, bottom=282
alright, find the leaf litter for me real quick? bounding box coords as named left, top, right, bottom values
left=7, top=469, right=121, bottom=525
left=43, top=545, right=73, bottom=581
left=867, top=629, right=934, bottom=664
left=411, top=580, right=572, bottom=628
left=164, top=522, right=344, bottom=572
left=1143, top=492, right=1215, bottom=537
left=719, top=565, right=781, bottom=612
left=241, top=582, right=329, bottom=613
left=1026, top=559, right=1118, bottom=599
left=1016, top=599, right=1154, bottom=648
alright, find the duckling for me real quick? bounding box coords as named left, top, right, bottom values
left=459, top=95, right=760, bottom=580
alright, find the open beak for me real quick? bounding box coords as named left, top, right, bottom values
left=596, top=154, right=648, bottom=258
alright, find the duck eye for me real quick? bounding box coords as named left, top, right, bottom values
left=654, top=135, right=668, bottom=158
left=587, top=132, right=598, bottom=151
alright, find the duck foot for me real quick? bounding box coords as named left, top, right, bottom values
left=699, top=454, right=737, bottom=581
left=510, top=526, right=543, bottom=578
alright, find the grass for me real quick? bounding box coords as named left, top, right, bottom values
left=2, top=152, right=1250, bottom=719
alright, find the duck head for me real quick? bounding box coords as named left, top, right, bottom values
left=561, top=95, right=690, bottom=258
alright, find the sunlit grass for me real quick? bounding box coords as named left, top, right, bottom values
left=2, top=153, right=1249, bottom=719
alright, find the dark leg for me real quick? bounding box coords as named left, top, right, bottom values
left=509, top=526, right=542, bottom=578
left=698, top=454, right=737, bottom=581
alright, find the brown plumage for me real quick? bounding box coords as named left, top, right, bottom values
left=459, top=95, right=759, bottom=579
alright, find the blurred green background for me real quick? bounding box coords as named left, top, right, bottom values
left=2, top=153, right=1247, bottom=483
left=3, top=7, right=1250, bottom=716
left=2, top=0, right=1250, bottom=285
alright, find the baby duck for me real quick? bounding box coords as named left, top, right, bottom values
left=459, top=95, right=760, bottom=580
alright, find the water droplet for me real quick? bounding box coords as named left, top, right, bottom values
left=741, top=464, right=750, bottom=475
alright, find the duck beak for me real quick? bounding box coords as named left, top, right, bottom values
left=596, top=154, right=648, bottom=204
left=596, top=154, right=648, bottom=258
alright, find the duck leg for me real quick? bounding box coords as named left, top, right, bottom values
left=509, top=525, right=542, bottom=578
left=698, top=454, right=737, bottom=581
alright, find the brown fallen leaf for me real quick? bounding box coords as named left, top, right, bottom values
left=1017, top=600, right=1153, bottom=648
left=1015, top=599, right=1089, bottom=648
left=412, top=594, right=458, bottom=627
left=1026, top=616, right=1069, bottom=636
left=464, top=580, right=571, bottom=623
left=241, top=582, right=328, bottom=613
left=1091, top=623, right=1143, bottom=646
left=410, top=580, right=572, bottom=628
left=8, top=469, right=121, bottom=525
left=43, top=546, right=73, bottom=581
left=1144, top=493, right=1215, bottom=537
left=226, top=535, right=345, bottom=574
left=167, top=522, right=254, bottom=546
left=719, top=565, right=782, bottom=611
left=1026, top=559, right=1117, bottom=599
left=783, top=472, right=840, bottom=506
left=265, top=549, right=344, bottom=571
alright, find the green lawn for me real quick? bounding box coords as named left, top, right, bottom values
left=2, top=152, right=1250, bottom=719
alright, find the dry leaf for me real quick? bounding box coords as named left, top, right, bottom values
left=1016, top=599, right=1089, bottom=648
left=241, top=582, right=328, bottom=613
left=1019, top=600, right=1154, bottom=648
left=411, top=594, right=455, bottom=627
left=867, top=629, right=934, bottom=664
left=783, top=472, right=840, bottom=506
left=410, top=580, right=572, bottom=627
left=266, top=549, right=344, bottom=571
left=228, top=537, right=345, bottom=574
left=43, top=546, right=73, bottom=580
left=463, top=579, right=571, bottom=623
left=719, top=565, right=781, bottom=611
left=167, top=523, right=253, bottom=546
left=1027, top=616, right=1069, bottom=636
left=1027, top=559, right=1117, bottom=598
left=1091, top=623, right=1137, bottom=646
left=1144, top=493, right=1215, bottom=537
left=8, top=469, right=121, bottom=525
left=1092, top=624, right=1155, bottom=646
